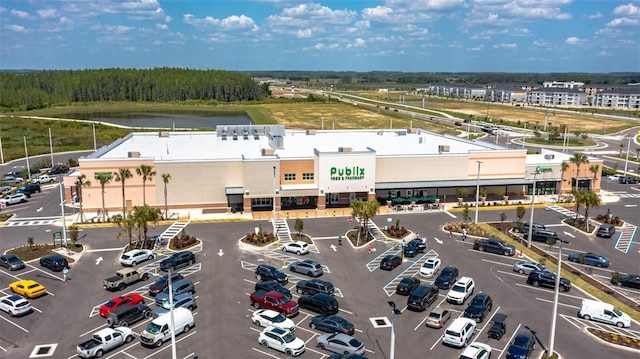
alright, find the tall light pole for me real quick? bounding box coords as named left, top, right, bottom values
left=272, top=166, right=277, bottom=234
left=92, top=122, right=97, bottom=150
left=168, top=269, right=177, bottom=359
left=23, top=136, right=31, bottom=181
left=522, top=122, right=527, bottom=149
left=50, top=129, right=68, bottom=247
left=548, top=238, right=569, bottom=358
left=526, top=168, right=540, bottom=248
left=623, top=136, right=631, bottom=177
left=474, top=161, right=482, bottom=223
left=388, top=301, right=401, bottom=359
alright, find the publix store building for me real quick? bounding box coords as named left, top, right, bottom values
left=70, top=125, right=577, bottom=216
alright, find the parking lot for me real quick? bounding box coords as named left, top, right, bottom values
left=1, top=199, right=639, bottom=358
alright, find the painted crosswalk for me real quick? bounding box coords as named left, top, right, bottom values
left=2, top=216, right=59, bottom=227
left=618, top=193, right=640, bottom=198
left=614, top=223, right=638, bottom=254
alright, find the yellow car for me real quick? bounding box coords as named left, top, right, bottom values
left=8, top=280, right=47, bottom=299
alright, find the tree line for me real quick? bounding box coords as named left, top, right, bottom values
left=0, top=68, right=267, bottom=111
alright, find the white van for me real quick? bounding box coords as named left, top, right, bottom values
left=578, top=299, right=630, bottom=328
left=140, top=307, right=195, bottom=347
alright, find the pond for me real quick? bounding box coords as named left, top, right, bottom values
left=62, top=111, right=254, bottom=129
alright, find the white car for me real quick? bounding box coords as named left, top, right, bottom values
left=282, top=241, right=309, bottom=255
left=258, top=326, right=305, bottom=357
left=119, top=249, right=155, bottom=266
left=419, top=257, right=441, bottom=278
left=459, top=341, right=492, bottom=359
left=0, top=294, right=32, bottom=317
left=446, top=277, right=475, bottom=304
left=0, top=193, right=28, bottom=206
left=608, top=174, right=621, bottom=181
left=251, top=309, right=295, bottom=331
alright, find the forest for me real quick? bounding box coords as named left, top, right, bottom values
left=0, top=68, right=267, bottom=111
left=1, top=68, right=638, bottom=111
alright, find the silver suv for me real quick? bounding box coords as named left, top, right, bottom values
left=153, top=292, right=197, bottom=318
left=289, top=260, right=323, bottom=277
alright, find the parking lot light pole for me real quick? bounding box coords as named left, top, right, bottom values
left=526, top=169, right=539, bottom=248
left=548, top=238, right=568, bottom=358
left=388, top=301, right=401, bottom=359
left=475, top=161, right=482, bottom=223
left=272, top=166, right=277, bottom=234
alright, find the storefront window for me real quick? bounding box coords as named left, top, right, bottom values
left=281, top=196, right=317, bottom=210
left=527, top=180, right=559, bottom=195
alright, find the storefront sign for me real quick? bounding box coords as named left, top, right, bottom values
left=330, top=166, right=365, bottom=181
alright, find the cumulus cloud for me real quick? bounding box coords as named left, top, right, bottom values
left=588, top=12, right=603, bottom=19
left=565, top=36, right=581, bottom=45
left=183, top=14, right=258, bottom=32
left=4, top=24, right=31, bottom=33
left=613, top=3, right=639, bottom=16
left=37, top=9, right=58, bottom=19
left=296, top=28, right=312, bottom=38
left=598, top=50, right=612, bottom=56
left=11, top=9, right=30, bottom=19
left=532, top=39, right=551, bottom=48
left=156, top=23, right=168, bottom=30
left=606, top=17, right=639, bottom=27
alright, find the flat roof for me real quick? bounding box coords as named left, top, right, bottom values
left=93, top=129, right=510, bottom=162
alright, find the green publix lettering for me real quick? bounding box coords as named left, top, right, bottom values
left=330, top=166, right=365, bottom=180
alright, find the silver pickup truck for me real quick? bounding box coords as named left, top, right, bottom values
left=77, top=327, right=134, bottom=358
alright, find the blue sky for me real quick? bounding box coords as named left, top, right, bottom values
left=1, top=0, right=639, bottom=73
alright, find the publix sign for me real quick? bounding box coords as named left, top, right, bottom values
left=330, top=166, right=365, bottom=181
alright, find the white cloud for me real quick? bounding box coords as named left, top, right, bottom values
left=613, top=3, right=639, bottom=16
left=565, top=36, right=581, bottom=45
left=588, top=12, right=603, bottom=19
left=11, top=9, right=30, bottom=19
left=598, top=50, right=612, bottom=56
left=492, top=43, right=517, bottom=49
left=532, top=39, right=551, bottom=48
left=37, top=9, right=57, bottom=19
left=4, top=24, right=31, bottom=33
left=296, top=28, right=312, bottom=38
left=183, top=14, right=258, bottom=32
left=606, top=17, right=639, bottom=27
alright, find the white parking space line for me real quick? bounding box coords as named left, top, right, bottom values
left=481, top=258, right=515, bottom=267
left=251, top=347, right=282, bottom=359
left=534, top=297, right=580, bottom=309
left=444, top=211, right=457, bottom=218
left=496, top=269, right=525, bottom=278
left=0, top=345, right=6, bottom=352
left=86, top=247, right=126, bottom=252
left=0, top=314, right=29, bottom=332
left=140, top=330, right=197, bottom=359
left=181, top=352, right=196, bottom=359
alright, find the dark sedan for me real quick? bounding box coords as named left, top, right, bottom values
left=567, top=252, right=610, bottom=267
left=396, top=277, right=420, bottom=296
left=380, top=255, right=402, bottom=271
left=612, top=274, right=640, bottom=289
left=434, top=266, right=459, bottom=289
left=403, top=239, right=426, bottom=257
left=506, top=332, right=535, bottom=359
left=0, top=254, right=26, bottom=271
left=310, top=315, right=355, bottom=335
left=148, top=273, right=184, bottom=296
left=39, top=254, right=68, bottom=272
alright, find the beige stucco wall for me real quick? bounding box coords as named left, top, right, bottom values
left=375, top=155, right=469, bottom=182
left=468, top=151, right=526, bottom=179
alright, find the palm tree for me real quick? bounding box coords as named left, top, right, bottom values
left=132, top=205, right=162, bottom=248
left=569, top=153, right=589, bottom=191
left=571, top=190, right=585, bottom=224
left=559, top=161, right=569, bottom=198
left=588, top=164, right=600, bottom=190
left=136, top=164, right=156, bottom=205
left=161, top=173, right=171, bottom=219
left=635, top=147, right=640, bottom=160
left=619, top=143, right=625, bottom=156
left=350, top=199, right=380, bottom=247
left=582, top=191, right=601, bottom=232
left=74, top=174, right=91, bottom=223
left=114, top=168, right=133, bottom=218
left=95, top=172, right=112, bottom=222
left=112, top=212, right=137, bottom=248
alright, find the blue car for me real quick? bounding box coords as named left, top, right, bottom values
left=567, top=252, right=610, bottom=268
left=506, top=332, right=535, bottom=359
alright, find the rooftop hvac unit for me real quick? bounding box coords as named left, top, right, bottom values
left=159, top=131, right=169, bottom=137
left=128, top=151, right=141, bottom=158
left=438, top=145, right=450, bottom=153
left=338, top=147, right=352, bottom=152
left=544, top=154, right=555, bottom=160
left=306, top=129, right=316, bottom=135
left=262, top=148, right=275, bottom=156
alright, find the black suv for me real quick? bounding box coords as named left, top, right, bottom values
left=619, top=176, right=638, bottom=184
left=159, top=251, right=196, bottom=271
left=39, top=254, right=69, bottom=272
left=524, top=229, right=559, bottom=243
left=526, top=270, right=571, bottom=292
left=296, top=279, right=334, bottom=296
left=255, top=264, right=288, bottom=284
left=463, top=293, right=493, bottom=323
left=403, top=239, right=427, bottom=257
left=106, top=303, right=152, bottom=327
left=18, top=184, right=41, bottom=194
left=435, top=266, right=459, bottom=289
left=298, top=293, right=339, bottom=315
left=473, top=238, right=516, bottom=256
left=406, top=285, right=439, bottom=311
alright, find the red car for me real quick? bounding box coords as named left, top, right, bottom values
left=99, top=294, right=145, bottom=317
